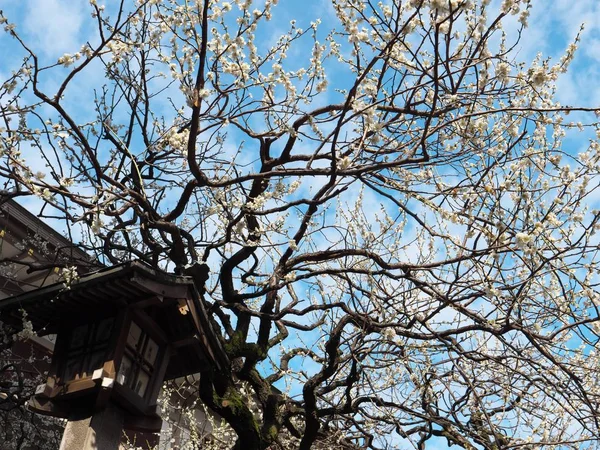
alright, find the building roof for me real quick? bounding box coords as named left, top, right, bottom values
left=0, top=199, right=90, bottom=263
left=0, top=199, right=96, bottom=297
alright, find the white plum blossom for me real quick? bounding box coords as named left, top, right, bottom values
left=338, top=156, right=351, bottom=169
left=495, top=61, right=510, bottom=82
left=515, top=232, right=533, bottom=249
left=530, top=66, right=548, bottom=87
left=57, top=54, right=75, bottom=67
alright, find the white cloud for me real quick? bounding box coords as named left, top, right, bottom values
left=494, top=0, right=600, bottom=108
left=22, top=0, right=86, bottom=58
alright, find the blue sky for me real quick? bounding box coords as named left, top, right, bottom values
left=1, top=0, right=600, bottom=227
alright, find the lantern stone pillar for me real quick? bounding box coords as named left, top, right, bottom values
left=59, top=404, right=124, bottom=450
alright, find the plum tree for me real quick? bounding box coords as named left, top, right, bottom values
left=2, top=0, right=600, bottom=448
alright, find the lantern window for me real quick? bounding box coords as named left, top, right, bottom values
left=62, top=317, right=114, bottom=382
left=117, top=321, right=158, bottom=398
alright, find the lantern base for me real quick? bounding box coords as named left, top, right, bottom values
left=29, top=393, right=163, bottom=434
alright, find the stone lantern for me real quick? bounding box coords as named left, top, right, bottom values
left=0, top=261, right=228, bottom=450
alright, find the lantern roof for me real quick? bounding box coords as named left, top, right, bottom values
left=0, top=260, right=229, bottom=379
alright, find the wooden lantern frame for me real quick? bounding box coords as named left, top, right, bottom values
left=0, top=261, right=229, bottom=432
